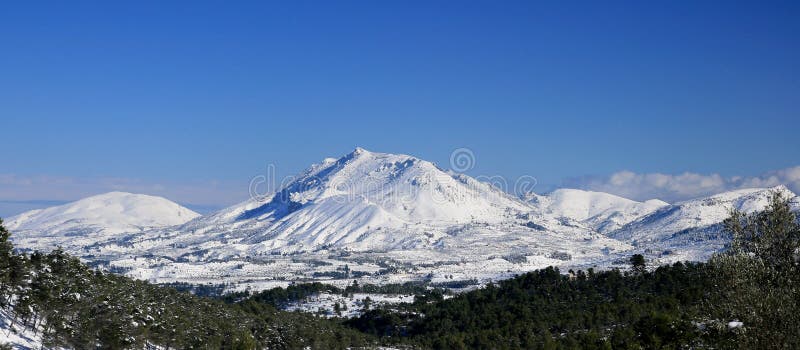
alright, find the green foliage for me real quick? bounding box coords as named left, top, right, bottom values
left=224, top=280, right=440, bottom=309
left=0, top=218, right=14, bottom=294
left=708, top=190, right=800, bottom=349
left=350, top=264, right=711, bottom=349
left=629, top=253, right=646, bottom=273
left=725, top=190, right=800, bottom=268
left=225, top=282, right=342, bottom=307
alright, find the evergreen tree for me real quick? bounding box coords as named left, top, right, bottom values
left=334, top=302, right=342, bottom=316
left=0, top=218, right=14, bottom=293
left=629, top=254, right=646, bottom=273
left=363, top=296, right=372, bottom=311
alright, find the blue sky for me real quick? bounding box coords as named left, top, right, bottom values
left=1, top=1, right=799, bottom=215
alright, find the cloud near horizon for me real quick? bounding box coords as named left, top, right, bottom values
left=564, top=166, right=800, bottom=203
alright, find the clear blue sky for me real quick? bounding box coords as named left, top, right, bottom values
left=1, top=1, right=798, bottom=213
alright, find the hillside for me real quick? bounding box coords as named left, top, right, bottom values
left=610, top=185, right=799, bottom=262
left=6, top=192, right=199, bottom=252
left=527, top=188, right=668, bottom=233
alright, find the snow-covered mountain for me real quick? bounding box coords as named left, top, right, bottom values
left=4, top=149, right=797, bottom=292
left=6, top=191, right=199, bottom=252
left=78, top=149, right=630, bottom=287
left=527, top=189, right=669, bottom=233
left=609, top=185, right=799, bottom=261
left=168, top=147, right=532, bottom=254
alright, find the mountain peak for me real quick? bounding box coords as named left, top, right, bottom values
left=100, top=191, right=175, bottom=200
left=343, top=147, right=376, bottom=160
left=692, top=185, right=797, bottom=204
left=101, top=190, right=133, bottom=195
left=7, top=192, right=200, bottom=237
left=190, top=148, right=531, bottom=252
left=334, top=147, right=385, bottom=164
left=769, top=184, right=793, bottom=195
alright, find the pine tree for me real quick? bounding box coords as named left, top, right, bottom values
left=363, top=296, right=372, bottom=311
left=334, top=302, right=342, bottom=316
left=0, top=218, right=14, bottom=293
left=629, top=254, right=646, bottom=273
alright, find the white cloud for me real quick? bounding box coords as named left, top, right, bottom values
left=564, top=166, right=800, bottom=203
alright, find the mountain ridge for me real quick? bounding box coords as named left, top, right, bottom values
left=527, top=188, right=669, bottom=233
left=608, top=185, right=798, bottom=262
left=4, top=149, right=798, bottom=289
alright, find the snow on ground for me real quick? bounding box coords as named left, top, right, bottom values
left=5, top=149, right=798, bottom=301
left=0, top=308, right=45, bottom=350
left=169, top=147, right=532, bottom=256
left=611, top=185, right=799, bottom=263
left=4, top=148, right=797, bottom=349
left=612, top=186, right=796, bottom=243
left=527, top=188, right=668, bottom=233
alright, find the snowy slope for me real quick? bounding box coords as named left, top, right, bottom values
left=9, top=149, right=796, bottom=291
left=0, top=308, right=44, bottom=350
left=172, top=147, right=532, bottom=254
left=528, top=189, right=668, bottom=233
left=73, top=149, right=632, bottom=287
left=610, top=186, right=799, bottom=262
left=612, top=186, right=797, bottom=242
left=6, top=192, right=199, bottom=252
